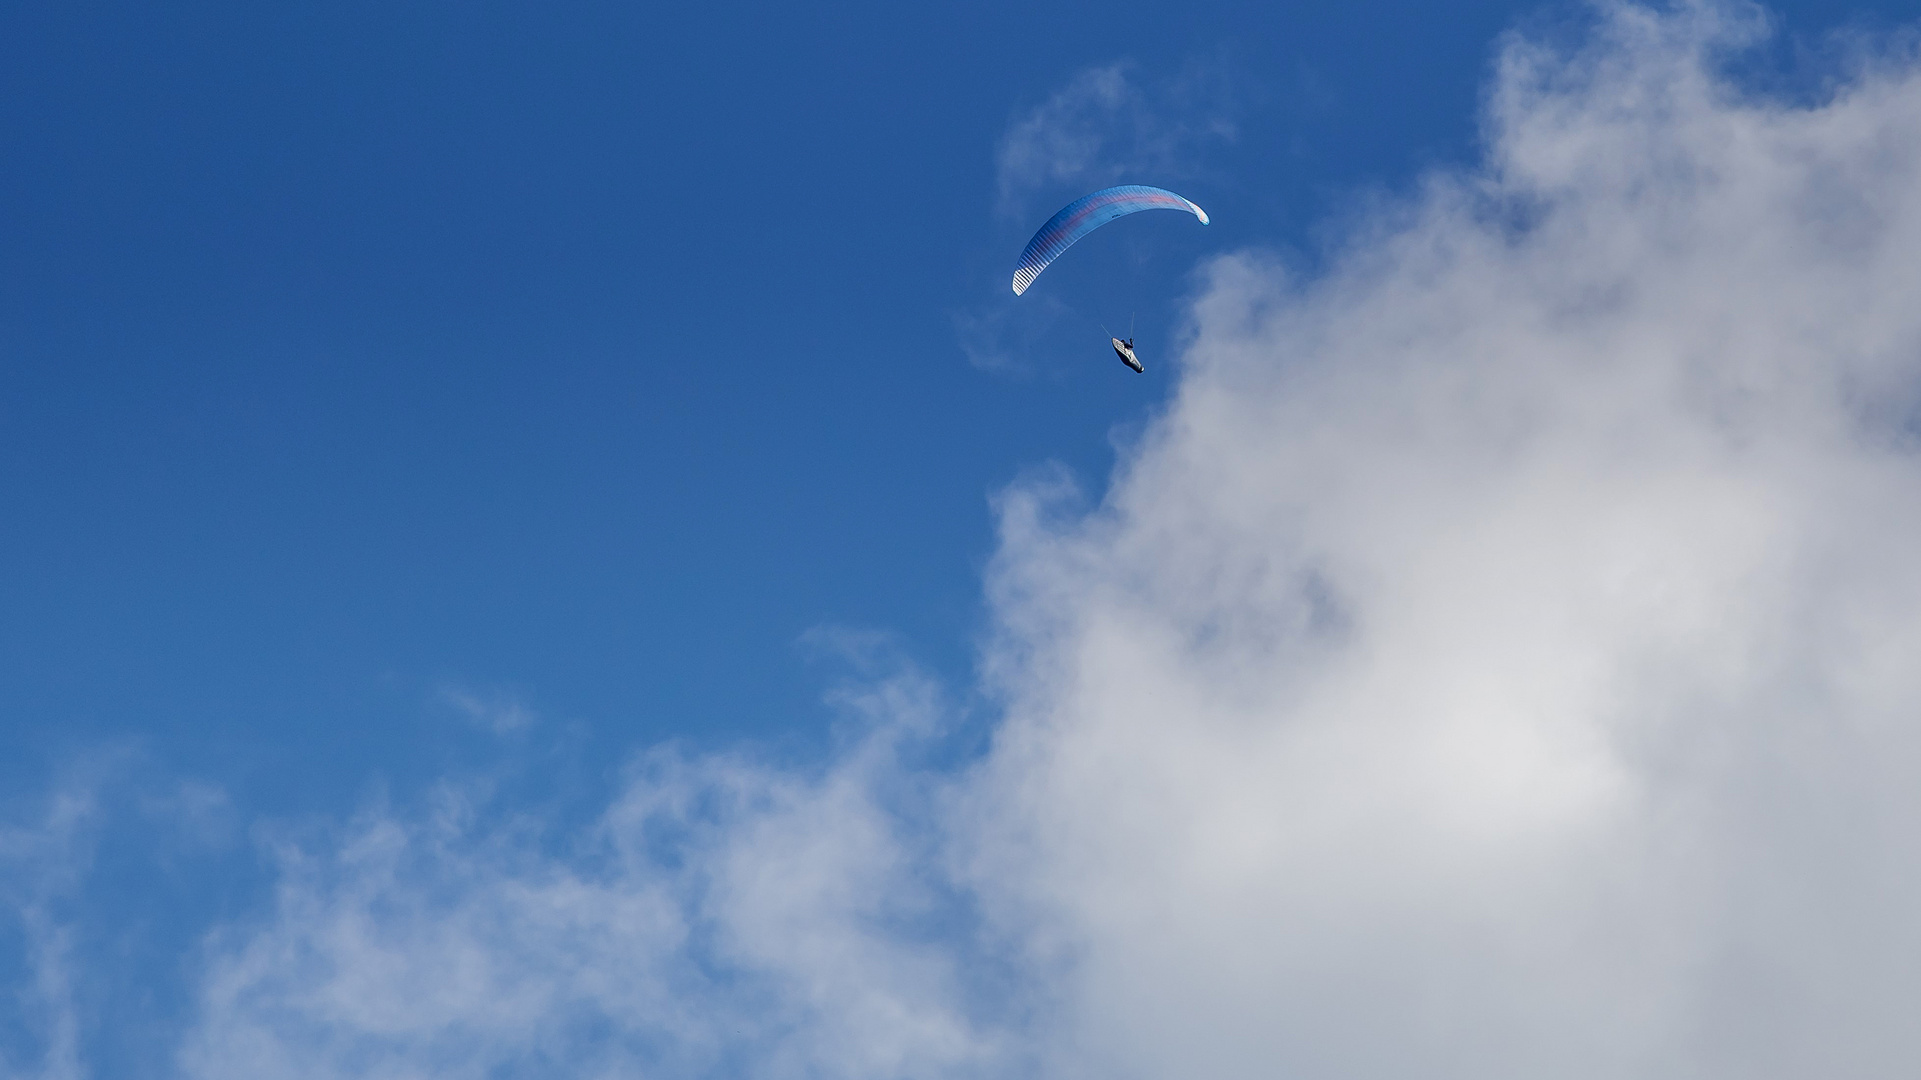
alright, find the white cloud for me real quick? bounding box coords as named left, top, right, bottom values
left=995, top=62, right=1236, bottom=215
left=949, top=291, right=1076, bottom=373
left=970, top=58, right=1233, bottom=373
left=0, top=756, right=237, bottom=1080
left=0, top=776, right=104, bottom=1080
left=437, top=685, right=537, bottom=735
left=182, top=4, right=1921, bottom=1078
left=965, top=3, right=1921, bottom=1075
left=181, top=663, right=1007, bottom=1080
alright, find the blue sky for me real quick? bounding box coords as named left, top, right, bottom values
left=2, top=0, right=1549, bottom=797
left=3, top=0, right=1892, bottom=791
left=12, top=1, right=1921, bottom=1076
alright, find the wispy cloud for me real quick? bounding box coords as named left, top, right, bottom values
left=0, top=771, right=106, bottom=1080
left=965, top=59, right=1236, bottom=373
left=949, top=292, right=1077, bottom=373
left=995, top=61, right=1237, bottom=217
left=436, top=684, right=538, bottom=735
left=1, top=758, right=240, bottom=1080
left=181, top=659, right=1008, bottom=1080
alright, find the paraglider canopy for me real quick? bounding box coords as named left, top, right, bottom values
left=1012, top=185, right=1209, bottom=296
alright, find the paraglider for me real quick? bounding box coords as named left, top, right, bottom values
left=1011, top=185, right=1208, bottom=375
left=1104, top=314, right=1143, bottom=373
left=1010, top=185, right=1209, bottom=296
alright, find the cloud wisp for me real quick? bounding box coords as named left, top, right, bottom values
left=995, top=62, right=1237, bottom=218
left=163, top=3, right=1921, bottom=1077
left=963, top=60, right=1235, bottom=373
left=436, top=684, right=538, bottom=736
left=180, top=664, right=1007, bottom=1080
left=0, top=781, right=99, bottom=1080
